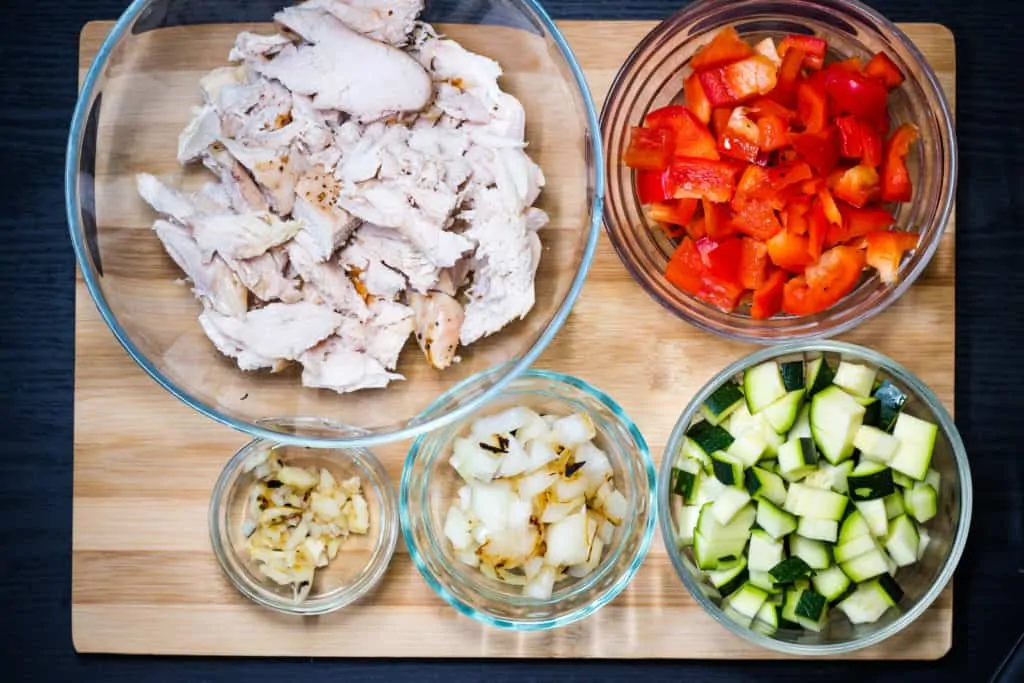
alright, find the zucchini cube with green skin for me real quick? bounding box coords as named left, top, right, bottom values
left=748, top=570, right=778, bottom=593
left=745, top=467, right=787, bottom=506
left=873, top=380, right=908, bottom=432
left=925, top=468, right=941, bottom=493
left=701, top=382, right=745, bottom=425
left=788, top=404, right=812, bottom=440
left=756, top=499, right=797, bottom=539
left=711, top=451, right=745, bottom=486
left=840, top=545, right=892, bottom=582
left=778, top=437, right=819, bottom=481
left=724, top=583, right=770, bottom=623
left=904, top=482, right=939, bottom=523
left=727, top=429, right=768, bottom=467
left=789, top=535, right=832, bottom=569
left=710, top=486, right=752, bottom=525
left=838, top=509, right=872, bottom=543
left=810, top=386, right=866, bottom=464
left=833, top=361, right=878, bottom=398
left=744, top=361, right=788, bottom=413
left=834, top=534, right=878, bottom=564
left=707, top=557, right=749, bottom=597
left=890, top=413, right=939, bottom=481
left=780, top=361, right=805, bottom=391
left=804, top=356, right=836, bottom=396
left=838, top=577, right=900, bottom=624
left=761, top=389, right=806, bottom=434
left=797, top=517, right=839, bottom=543
left=769, top=556, right=813, bottom=584
left=686, top=421, right=735, bottom=457
left=748, top=530, right=785, bottom=572
left=793, top=589, right=829, bottom=631
left=801, top=460, right=854, bottom=494
left=854, top=498, right=889, bottom=536
left=883, top=492, right=906, bottom=519
left=847, top=461, right=896, bottom=501
left=671, top=468, right=699, bottom=502
left=753, top=601, right=780, bottom=635
left=884, top=514, right=921, bottom=566
left=783, top=482, right=848, bottom=521
left=853, top=425, right=901, bottom=464
left=675, top=505, right=702, bottom=547
left=811, top=565, right=852, bottom=602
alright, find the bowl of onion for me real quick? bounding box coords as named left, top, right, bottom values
left=400, top=369, right=656, bottom=630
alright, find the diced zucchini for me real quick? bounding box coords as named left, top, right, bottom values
left=748, top=530, right=785, bottom=572
left=778, top=437, right=819, bottom=481
left=890, top=413, right=939, bottom=481
left=781, top=588, right=802, bottom=624
left=892, top=470, right=915, bottom=489
left=687, top=421, right=735, bottom=457
left=770, top=556, right=813, bottom=584
left=833, top=361, right=878, bottom=398
left=692, top=472, right=727, bottom=506
left=877, top=573, right=905, bottom=603
left=694, top=530, right=747, bottom=570
left=790, top=535, right=831, bottom=570
left=834, top=534, right=878, bottom=564
left=883, top=492, right=905, bottom=519
left=838, top=579, right=895, bottom=624
left=744, top=361, right=788, bottom=413
left=780, top=361, right=805, bottom=392
left=797, top=517, right=839, bottom=543
left=711, top=451, right=745, bottom=486
left=925, top=468, right=941, bottom=494
left=761, top=424, right=784, bottom=458
left=745, top=467, right=787, bottom=506
left=810, top=386, right=866, bottom=464
left=675, top=505, right=702, bottom=546
left=788, top=404, right=812, bottom=440
left=840, top=546, right=891, bottom=581
left=853, top=425, right=901, bottom=464
left=707, top=557, right=749, bottom=597
left=861, top=398, right=881, bottom=428
left=873, top=380, right=908, bottom=432
left=762, top=389, right=806, bottom=434
left=839, top=510, right=872, bottom=543
left=710, top=486, right=752, bottom=525
left=802, top=460, right=854, bottom=494
left=904, top=483, right=938, bottom=523
left=724, top=583, right=770, bottom=622
left=794, top=589, right=829, bottom=631
left=917, top=527, right=931, bottom=561
left=805, top=356, right=835, bottom=396
left=812, top=565, right=852, bottom=602
left=884, top=514, right=920, bottom=567
left=756, top=499, right=798, bottom=539
left=753, top=601, right=779, bottom=634
left=701, top=381, right=745, bottom=425
left=727, top=429, right=767, bottom=467
left=749, top=570, right=778, bottom=593
left=680, top=436, right=712, bottom=471
left=847, top=461, right=895, bottom=501
left=672, top=468, right=699, bottom=502
left=854, top=498, right=889, bottom=536
left=784, top=482, right=848, bottom=521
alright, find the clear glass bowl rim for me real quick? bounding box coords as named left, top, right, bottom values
left=208, top=417, right=400, bottom=615
left=599, top=0, right=958, bottom=344
left=400, top=367, right=658, bottom=630
left=64, top=0, right=605, bottom=449
left=657, top=339, right=972, bottom=655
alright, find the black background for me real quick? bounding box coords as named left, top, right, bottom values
left=2, top=0, right=1023, bottom=681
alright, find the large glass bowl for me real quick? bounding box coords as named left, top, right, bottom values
left=401, top=369, right=656, bottom=630
left=658, top=341, right=971, bottom=655
left=601, top=0, right=956, bottom=343
left=66, top=0, right=603, bottom=448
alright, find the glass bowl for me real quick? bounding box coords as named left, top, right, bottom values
left=209, top=418, right=398, bottom=615
left=401, top=369, right=656, bottom=630
left=658, top=341, right=971, bottom=654
left=601, top=0, right=956, bottom=343
left=66, top=0, right=603, bottom=448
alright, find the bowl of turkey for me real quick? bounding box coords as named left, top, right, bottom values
left=66, top=0, right=602, bottom=447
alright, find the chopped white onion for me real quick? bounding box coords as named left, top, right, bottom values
left=495, top=435, right=531, bottom=478
left=553, top=413, right=596, bottom=446
left=523, top=565, right=556, bottom=600
left=544, top=507, right=591, bottom=567
left=444, top=507, right=472, bottom=550
left=470, top=406, right=536, bottom=439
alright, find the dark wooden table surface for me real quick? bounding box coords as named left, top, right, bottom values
left=2, top=0, right=1022, bottom=680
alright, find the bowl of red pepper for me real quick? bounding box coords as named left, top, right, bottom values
left=600, top=0, right=956, bottom=343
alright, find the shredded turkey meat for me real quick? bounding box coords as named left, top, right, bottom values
left=136, top=0, right=549, bottom=393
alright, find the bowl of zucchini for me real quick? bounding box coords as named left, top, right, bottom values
left=658, top=341, right=971, bottom=655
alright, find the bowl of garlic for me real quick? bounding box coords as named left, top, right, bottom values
left=400, top=369, right=656, bottom=630
left=209, top=418, right=398, bottom=615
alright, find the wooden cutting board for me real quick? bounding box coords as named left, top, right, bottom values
left=73, top=19, right=956, bottom=659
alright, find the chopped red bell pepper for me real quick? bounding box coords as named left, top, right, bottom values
left=796, top=80, right=829, bottom=134
left=831, top=164, right=880, bottom=208
left=818, top=188, right=843, bottom=226
left=739, top=237, right=771, bottom=289
left=832, top=57, right=864, bottom=72
left=881, top=123, right=919, bottom=202
left=864, top=52, right=905, bottom=89
left=623, top=126, right=673, bottom=170
left=757, top=114, right=790, bottom=151
left=772, top=47, right=805, bottom=105
left=684, top=73, right=713, bottom=125
left=690, top=26, right=755, bottom=70
left=822, top=64, right=889, bottom=122
left=686, top=215, right=707, bottom=241
left=827, top=204, right=896, bottom=245
left=710, top=108, right=733, bottom=138
left=734, top=165, right=772, bottom=205
left=635, top=169, right=672, bottom=204
left=717, top=107, right=761, bottom=162
left=807, top=198, right=829, bottom=260
left=668, top=158, right=739, bottom=203
left=649, top=198, right=699, bottom=226
left=863, top=230, right=918, bottom=283
left=644, top=105, right=720, bottom=160
left=751, top=98, right=797, bottom=122
left=733, top=199, right=782, bottom=240
left=779, top=34, right=828, bottom=70
left=767, top=227, right=814, bottom=272
left=696, top=236, right=744, bottom=285
left=665, top=237, right=704, bottom=294
left=763, top=161, right=814, bottom=197
left=790, top=127, right=840, bottom=175
left=781, top=245, right=866, bottom=315
left=834, top=115, right=884, bottom=167
left=702, top=198, right=736, bottom=239
left=698, top=56, right=779, bottom=108
left=697, top=274, right=746, bottom=311
left=751, top=268, right=788, bottom=319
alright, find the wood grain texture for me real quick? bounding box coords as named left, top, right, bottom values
left=73, top=20, right=956, bottom=659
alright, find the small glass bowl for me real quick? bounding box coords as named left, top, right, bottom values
left=401, top=369, right=656, bottom=630
left=658, top=341, right=971, bottom=654
left=601, top=0, right=957, bottom=343
left=209, top=418, right=398, bottom=615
